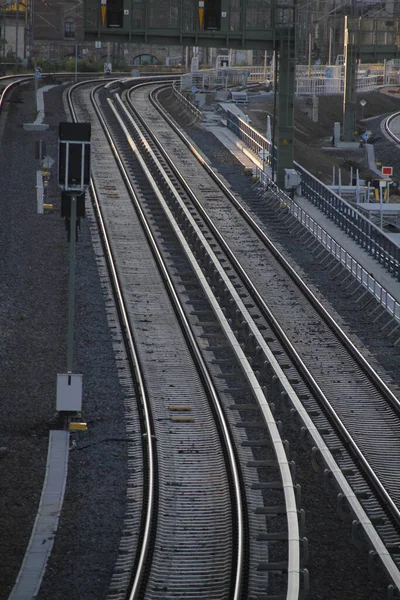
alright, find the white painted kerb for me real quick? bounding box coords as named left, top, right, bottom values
left=8, top=430, right=69, bottom=600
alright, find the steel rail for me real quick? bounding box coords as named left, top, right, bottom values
left=66, top=81, right=157, bottom=598
left=149, top=85, right=400, bottom=417
left=0, top=76, right=32, bottom=114
left=127, top=81, right=400, bottom=591
left=141, top=82, right=400, bottom=527
left=385, top=110, right=400, bottom=144
left=105, top=94, right=247, bottom=600
left=111, top=90, right=302, bottom=600
left=72, top=78, right=245, bottom=600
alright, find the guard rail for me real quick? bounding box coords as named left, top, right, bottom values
left=225, top=110, right=400, bottom=282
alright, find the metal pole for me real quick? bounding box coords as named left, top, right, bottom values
left=30, top=0, right=33, bottom=61
left=271, top=49, right=278, bottom=183
left=34, top=59, right=38, bottom=111
left=67, top=193, right=77, bottom=373
left=74, top=41, right=77, bottom=82
left=23, top=0, right=26, bottom=60
left=15, top=0, right=18, bottom=72
left=263, top=49, right=267, bottom=81
left=2, top=7, right=5, bottom=60
left=356, top=169, right=359, bottom=204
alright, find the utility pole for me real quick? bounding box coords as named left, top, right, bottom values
left=2, top=3, right=6, bottom=60
left=15, top=0, right=18, bottom=72
left=342, top=15, right=357, bottom=141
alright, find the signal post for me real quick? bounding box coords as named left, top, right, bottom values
left=57, top=122, right=91, bottom=414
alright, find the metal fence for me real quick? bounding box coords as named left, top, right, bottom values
left=225, top=110, right=400, bottom=282
left=172, top=81, right=202, bottom=123
left=297, top=163, right=400, bottom=281
left=257, top=169, right=400, bottom=324
left=226, top=110, right=277, bottom=173
left=169, top=84, right=400, bottom=321
left=180, top=62, right=398, bottom=96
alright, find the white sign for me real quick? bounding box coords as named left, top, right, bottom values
left=104, top=63, right=112, bottom=74
left=95, top=41, right=102, bottom=49
left=56, top=374, right=82, bottom=412
left=42, top=154, right=55, bottom=169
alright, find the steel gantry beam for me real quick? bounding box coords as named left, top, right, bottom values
left=83, top=0, right=297, bottom=188
left=343, top=15, right=400, bottom=141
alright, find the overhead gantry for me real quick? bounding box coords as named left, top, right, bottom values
left=83, top=0, right=296, bottom=189
left=343, top=16, right=400, bottom=142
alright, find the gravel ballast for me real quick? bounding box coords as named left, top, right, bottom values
left=0, top=79, right=399, bottom=600
left=0, top=82, right=127, bottom=600
left=158, top=87, right=400, bottom=599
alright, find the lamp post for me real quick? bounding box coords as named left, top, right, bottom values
left=360, top=98, right=366, bottom=120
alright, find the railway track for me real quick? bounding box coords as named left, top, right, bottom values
left=1, top=72, right=399, bottom=598
left=113, top=79, right=400, bottom=593
left=59, top=76, right=400, bottom=598
left=4, top=74, right=400, bottom=599
left=66, top=80, right=303, bottom=599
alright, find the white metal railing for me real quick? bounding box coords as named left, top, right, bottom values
left=172, top=81, right=202, bottom=122
left=257, top=168, right=400, bottom=325
left=179, top=62, right=396, bottom=96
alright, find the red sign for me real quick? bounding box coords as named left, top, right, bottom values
left=382, top=166, right=393, bottom=176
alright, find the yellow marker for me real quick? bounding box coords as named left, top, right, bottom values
left=198, top=0, right=204, bottom=30
left=43, top=203, right=53, bottom=210
left=170, top=416, right=194, bottom=423
left=69, top=422, right=88, bottom=431
left=168, top=405, right=192, bottom=411
left=101, top=4, right=107, bottom=27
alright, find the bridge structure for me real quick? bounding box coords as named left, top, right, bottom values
left=83, top=0, right=296, bottom=188
left=83, top=0, right=400, bottom=187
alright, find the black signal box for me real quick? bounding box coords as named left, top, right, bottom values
left=61, top=192, right=86, bottom=219
left=58, top=122, right=91, bottom=192
left=204, top=0, right=221, bottom=30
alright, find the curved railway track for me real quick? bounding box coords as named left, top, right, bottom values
left=386, top=110, right=400, bottom=144
left=61, top=75, right=400, bottom=596
left=66, top=80, right=304, bottom=599
left=100, top=79, right=400, bottom=593
left=6, top=75, right=399, bottom=598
